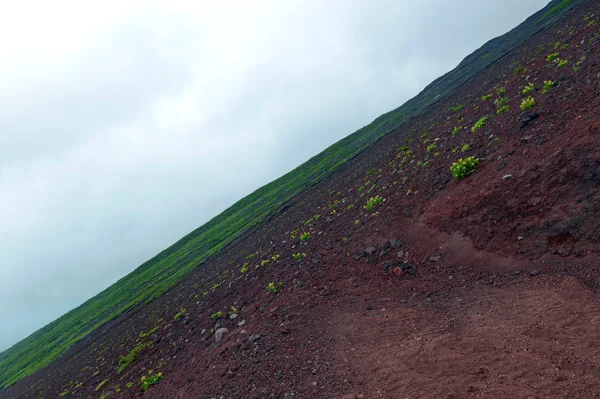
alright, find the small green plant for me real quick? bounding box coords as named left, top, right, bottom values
left=449, top=104, right=465, bottom=112
left=174, top=308, right=186, bottom=320
left=240, top=262, right=249, bottom=273
left=300, top=232, right=311, bottom=243
left=366, top=168, right=376, bottom=176
left=126, top=382, right=134, bottom=389
left=543, top=80, right=556, bottom=93
left=497, top=87, right=506, bottom=96
left=229, top=305, right=238, bottom=315
left=461, top=144, right=471, bottom=153
left=271, top=254, right=280, bottom=262
left=261, top=259, right=270, bottom=266
left=450, top=156, right=480, bottom=179
left=522, top=82, right=534, bottom=94
left=520, top=96, right=536, bottom=111
left=426, top=144, right=437, bottom=152
left=561, top=43, right=569, bottom=49
left=267, top=282, right=283, bottom=293
left=364, top=195, right=383, bottom=212
left=497, top=105, right=510, bottom=115
left=514, top=66, right=524, bottom=75
left=555, top=58, right=568, bottom=68
left=211, top=311, right=223, bottom=319
left=546, top=52, right=559, bottom=62
left=95, top=379, right=110, bottom=392
left=471, top=116, right=488, bottom=132
left=452, top=126, right=461, bottom=136
left=118, top=341, right=151, bottom=374
left=497, top=97, right=509, bottom=106
left=347, top=204, right=355, bottom=210
left=292, top=253, right=303, bottom=260
left=141, top=373, right=163, bottom=391
left=481, top=94, right=492, bottom=101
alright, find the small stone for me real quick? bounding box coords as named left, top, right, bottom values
left=391, top=267, right=404, bottom=278
left=389, top=238, right=403, bottom=249
left=429, top=255, right=442, bottom=262
left=365, top=247, right=376, bottom=255
left=215, top=328, right=229, bottom=343
left=518, top=236, right=524, bottom=240
left=530, top=269, right=541, bottom=276
left=230, top=313, right=238, bottom=320
left=502, top=174, right=513, bottom=180
left=201, top=329, right=207, bottom=335
left=383, top=260, right=395, bottom=271
left=397, top=250, right=404, bottom=259
left=249, top=334, right=262, bottom=343
left=237, top=319, right=246, bottom=327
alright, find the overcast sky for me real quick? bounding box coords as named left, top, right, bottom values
left=0, top=0, right=550, bottom=352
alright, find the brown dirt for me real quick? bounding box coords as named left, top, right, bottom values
left=3, top=1, right=600, bottom=399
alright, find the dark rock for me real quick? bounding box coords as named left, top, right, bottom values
left=383, top=260, right=395, bottom=271
left=429, top=255, right=442, bottom=262
left=249, top=334, right=262, bottom=343
left=530, top=269, right=541, bottom=276
left=389, top=238, right=404, bottom=249
left=521, top=113, right=539, bottom=127
left=365, top=247, right=376, bottom=256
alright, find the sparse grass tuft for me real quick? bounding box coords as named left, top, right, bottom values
left=140, top=373, right=163, bottom=391
left=364, top=196, right=383, bottom=212
left=520, top=97, right=536, bottom=111
left=471, top=116, right=489, bottom=132
left=450, top=157, right=480, bottom=179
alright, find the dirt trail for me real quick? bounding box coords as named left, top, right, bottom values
left=332, top=276, right=600, bottom=398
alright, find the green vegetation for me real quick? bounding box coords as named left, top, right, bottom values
left=543, top=80, right=556, bottom=93
left=449, top=104, right=465, bottom=112
left=140, top=373, right=163, bottom=391
left=481, top=94, right=493, bottom=101
left=364, top=195, right=383, bottom=212
left=514, top=66, right=525, bottom=75
left=523, top=82, right=534, bottom=94
left=452, top=126, right=461, bottom=136
left=118, top=341, right=150, bottom=374
left=497, top=87, right=506, bottom=96
left=471, top=116, right=489, bottom=132
left=211, top=311, right=223, bottom=319
left=292, top=253, right=303, bottom=260
left=461, top=144, right=471, bottom=153
left=546, top=52, right=560, bottom=62
left=365, top=168, right=376, bottom=176
left=555, top=58, right=569, bottom=68
left=95, top=379, right=110, bottom=392
left=239, top=263, right=249, bottom=273
left=174, top=308, right=186, bottom=320
left=537, top=0, right=576, bottom=24
left=267, top=282, right=283, bottom=293
left=300, top=232, right=311, bottom=243
left=426, top=144, right=437, bottom=152
left=497, top=97, right=509, bottom=106
left=497, top=105, right=510, bottom=115
left=521, top=96, right=536, bottom=111
left=450, top=157, right=480, bottom=179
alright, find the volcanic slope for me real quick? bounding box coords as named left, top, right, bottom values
left=0, top=0, right=582, bottom=393
left=4, top=0, right=600, bottom=398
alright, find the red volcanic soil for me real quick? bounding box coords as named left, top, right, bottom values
left=4, top=3, right=600, bottom=399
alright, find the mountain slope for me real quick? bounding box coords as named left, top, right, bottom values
left=0, top=0, right=592, bottom=396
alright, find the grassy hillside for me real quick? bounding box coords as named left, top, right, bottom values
left=0, top=0, right=582, bottom=391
